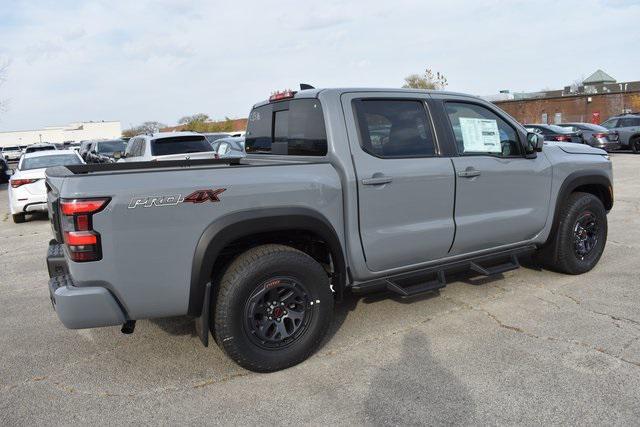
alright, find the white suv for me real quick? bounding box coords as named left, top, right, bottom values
left=2, top=146, right=23, bottom=161
left=119, top=132, right=218, bottom=162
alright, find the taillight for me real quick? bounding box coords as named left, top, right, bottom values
left=554, top=135, right=571, bottom=141
left=593, top=133, right=607, bottom=138
left=59, top=198, right=109, bottom=262
left=11, top=178, right=38, bottom=188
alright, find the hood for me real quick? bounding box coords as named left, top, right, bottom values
left=545, top=141, right=606, bottom=155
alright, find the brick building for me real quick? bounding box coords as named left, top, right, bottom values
left=491, top=70, right=640, bottom=125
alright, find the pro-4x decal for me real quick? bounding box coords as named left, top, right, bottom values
left=128, top=188, right=226, bottom=209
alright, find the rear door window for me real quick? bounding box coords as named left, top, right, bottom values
left=245, top=99, right=327, bottom=156
left=619, top=117, right=640, bottom=127
left=353, top=99, right=436, bottom=158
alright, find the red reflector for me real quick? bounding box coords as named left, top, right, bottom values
left=75, top=214, right=90, bottom=231
left=61, top=198, right=109, bottom=215
left=69, top=251, right=99, bottom=262
left=10, top=179, right=38, bottom=188
left=555, top=135, right=570, bottom=141
left=64, top=231, right=98, bottom=245
left=269, top=89, right=296, bottom=102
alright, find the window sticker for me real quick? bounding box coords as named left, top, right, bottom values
left=459, top=117, right=501, bottom=153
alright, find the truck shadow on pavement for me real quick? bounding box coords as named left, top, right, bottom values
left=364, top=329, right=476, bottom=424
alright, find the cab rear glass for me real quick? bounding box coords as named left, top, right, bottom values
left=245, top=99, right=327, bottom=156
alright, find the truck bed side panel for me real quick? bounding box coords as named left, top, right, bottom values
left=59, top=163, right=343, bottom=319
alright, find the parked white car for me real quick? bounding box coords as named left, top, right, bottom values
left=2, top=146, right=23, bottom=161
left=8, top=150, right=84, bottom=223
left=118, top=132, right=218, bottom=162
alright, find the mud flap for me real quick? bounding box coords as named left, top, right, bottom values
left=194, top=282, right=212, bottom=347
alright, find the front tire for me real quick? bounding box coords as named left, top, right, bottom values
left=539, top=192, right=607, bottom=274
left=213, top=244, right=334, bottom=372
left=12, top=213, right=26, bottom=223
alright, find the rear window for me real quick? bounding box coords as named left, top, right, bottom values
left=547, top=125, right=573, bottom=134
left=3, top=146, right=20, bottom=151
left=245, top=99, right=327, bottom=156
left=27, top=145, right=56, bottom=152
left=21, top=154, right=82, bottom=170
left=97, top=140, right=126, bottom=153
left=151, top=136, right=213, bottom=156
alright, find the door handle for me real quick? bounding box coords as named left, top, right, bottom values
left=457, top=168, right=481, bottom=178
left=362, top=176, right=393, bottom=185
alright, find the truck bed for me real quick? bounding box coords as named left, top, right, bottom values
left=45, top=156, right=318, bottom=178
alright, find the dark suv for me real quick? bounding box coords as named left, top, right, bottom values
left=601, top=113, right=640, bottom=152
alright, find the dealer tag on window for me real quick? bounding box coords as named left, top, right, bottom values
left=459, top=118, right=501, bottom=153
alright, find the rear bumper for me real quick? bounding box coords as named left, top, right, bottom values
left=47, top=241, right=126, bottom=329
left=591, top=140, right=621, bottom=152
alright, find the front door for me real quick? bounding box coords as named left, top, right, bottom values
left=343, top=93, right=456, bottom=272
left=440, top=100, right=552, bottom=255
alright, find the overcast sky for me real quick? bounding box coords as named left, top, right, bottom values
left=0, top=0, right=639, bottom=131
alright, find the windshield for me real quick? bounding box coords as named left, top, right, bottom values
left=578, top=124, right=608, bottom=132
left=151, top=136, right=213, bottom=156
left=97, top=140, right=126, bottom=153
left=21, top=154, right=82, bottom=170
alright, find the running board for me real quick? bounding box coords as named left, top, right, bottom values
left=351, top=246, right=533, bottom=298
left=384, top=271, right=446, bottom=298
left=469, top=254, right=520, bottom=276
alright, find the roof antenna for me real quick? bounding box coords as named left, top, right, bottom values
left=300, top=83, right=315, bottom=90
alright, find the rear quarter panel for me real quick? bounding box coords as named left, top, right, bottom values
left=60, top=163, right=343, bottom=319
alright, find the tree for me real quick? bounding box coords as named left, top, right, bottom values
left=178, top=113, right=209, bottom=124
left=183, top=117, right=234, bottom=133
left=122, top=121, right=167, bottom=137
left=402, top=68, right=448, bottom=90
left=568, top=75, right=585, bottom=93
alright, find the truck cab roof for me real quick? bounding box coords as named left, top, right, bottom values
left=252, top=87, right=478, bottom=108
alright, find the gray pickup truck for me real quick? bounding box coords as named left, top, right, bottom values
left=45, top=87, right=613, bottom=372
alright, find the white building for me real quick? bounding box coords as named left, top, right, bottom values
left=0, top=121, right=122, bottom=148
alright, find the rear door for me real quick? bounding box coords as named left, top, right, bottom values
left=342, top=92, right=456, bottom=272
left=438, top=97, right=552, bottom=255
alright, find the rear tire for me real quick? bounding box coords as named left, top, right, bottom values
left=213, top=244, right=334, bottom=372
left=538, top=192, right=607, bottom=274
left=12, top=213, right=26, bottom=223
left=631, top=137, right=640, bottom=153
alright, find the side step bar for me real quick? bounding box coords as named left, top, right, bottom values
left=384, top=271, right=446, bottom=298
left=351, top=246, right=532, bottom=299
left=469, top=254, right=520, bottom=276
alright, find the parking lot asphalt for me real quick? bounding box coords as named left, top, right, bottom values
left=1, top=154, right=639, bottom=425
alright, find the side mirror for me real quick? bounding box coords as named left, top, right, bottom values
left=526, top=132, right=544, bottom=154
left=113, top=151, right=122, bottom=159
